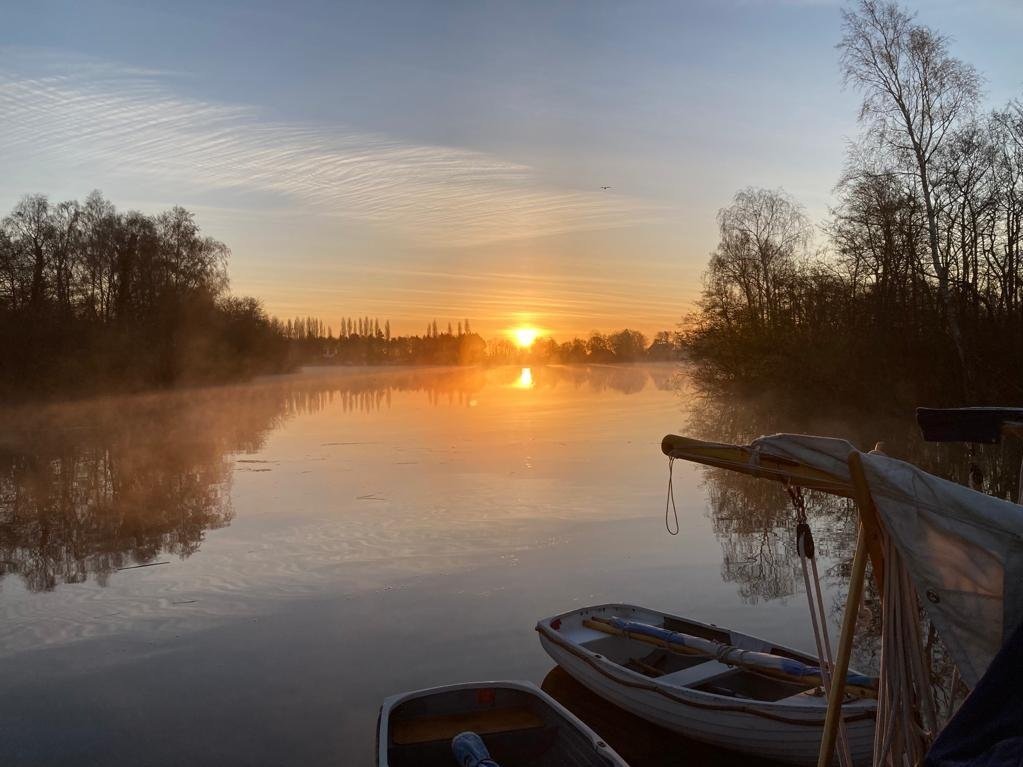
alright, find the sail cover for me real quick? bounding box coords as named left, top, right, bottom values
left=750, top=434, right=1023, bottom=688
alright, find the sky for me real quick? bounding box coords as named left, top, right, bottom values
left=1, top=1, right=1021, bottom=340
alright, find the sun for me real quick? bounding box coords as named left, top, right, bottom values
left=510, top=326, right=540, bottom=348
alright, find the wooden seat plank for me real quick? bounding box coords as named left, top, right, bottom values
left=391, top=706, right=544, bottom=745
left=656, top=660, right=734, bottom=687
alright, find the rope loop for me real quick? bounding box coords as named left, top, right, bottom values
left=665, top=456, right=679, bottom=535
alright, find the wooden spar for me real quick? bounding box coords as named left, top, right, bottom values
left=849, top=450, right=886, bottom=591
left=817, top=522, right=870, bottom=767
left=583, top=618, right=877, bottom=699
left=660, top=435, right=855, bottom=497
left=818, top=454, right=876, bottom=767
left=660, top=434, right=885, bottom=591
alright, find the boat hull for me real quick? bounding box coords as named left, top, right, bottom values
left=377, top=679, right=628, bottom=767
left=537, top=604, right=876, bottom=767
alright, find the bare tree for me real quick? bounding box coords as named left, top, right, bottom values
left=79, top=191, right=117, bottom=320
left=6, top=195, right=52, bottom=310
left=707, top=187, right=811, bottom=330
left=989, top=107, right=1023, bottom=319
left=49, top=200, right=81, bottom=313
left=839, top=0, right=982, bottom=394
left=830, top=170, right=927, bottom=321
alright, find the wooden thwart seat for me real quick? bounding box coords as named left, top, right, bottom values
left=657, top=660, right=734, bottom=687
left=391, top=706, right=544, bottom=745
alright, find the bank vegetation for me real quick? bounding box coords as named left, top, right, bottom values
left=685, top=1, right=1023, bottom=406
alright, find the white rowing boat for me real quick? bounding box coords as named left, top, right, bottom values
left=377, top=680, right=629, bottom=766
left=536, top=604, right=877, bottom=766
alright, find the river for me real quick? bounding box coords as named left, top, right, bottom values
left=0, top=364, right=996, bottom=765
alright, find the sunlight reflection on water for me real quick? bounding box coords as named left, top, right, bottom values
left=0, top=363, right=855, bottom=766
left=514, top=366, right=534, bottom=389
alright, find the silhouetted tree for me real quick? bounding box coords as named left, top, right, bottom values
left=685, top=1, right=1023, bottom=406
left=839, top=0, right=982, bottom=393
left=0, top=193, right=289, bottom=398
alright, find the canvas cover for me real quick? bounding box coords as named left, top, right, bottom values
left=750, top=435, right=1023, bottom=688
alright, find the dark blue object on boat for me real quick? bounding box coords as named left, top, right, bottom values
left=606, top=616, right=876, bottom=688
left=916, top=407, right=1023, bottom=444
left=925, top=618, right=1023, bottom=767
left=451, top=731, right=500, bottom=767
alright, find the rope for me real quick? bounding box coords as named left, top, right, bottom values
left=786, top=482, right=808, bottom=524
left=873, top=531, right=937, bottom=765
left=786, top=482, right=853, bottom=767
left=665, top=457, right=679, bottom=535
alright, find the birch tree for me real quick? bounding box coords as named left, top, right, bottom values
left=839, top=0, right=982, bottom=393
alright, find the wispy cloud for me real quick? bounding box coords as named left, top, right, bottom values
left=0, top=49, right=657, bottom=245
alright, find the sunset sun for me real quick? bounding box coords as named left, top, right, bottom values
left=510, top=326, right=540, bottom=348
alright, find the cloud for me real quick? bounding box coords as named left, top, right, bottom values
left=0, top=49, right=658, bottom=245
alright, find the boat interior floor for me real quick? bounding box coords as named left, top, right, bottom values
left=621, top=648, right=817, bottom=702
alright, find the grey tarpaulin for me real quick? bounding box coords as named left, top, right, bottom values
left=751, top=434, right=1023, bottom=688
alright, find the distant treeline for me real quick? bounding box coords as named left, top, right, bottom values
left=0, top=190, right=680, bottom=400
left=0, top=192, right=289, bottom=398
left=284, top=319, right=682, bottom=366
left=684, top=1, right=1023, bottom=407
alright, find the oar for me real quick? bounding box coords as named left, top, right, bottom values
left=582, top=617, right=877, bottom=700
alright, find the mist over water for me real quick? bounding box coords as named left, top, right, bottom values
left=0, top=364, right=1004, bottom=765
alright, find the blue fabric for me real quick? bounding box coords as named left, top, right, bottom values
left=608, top=617, right=689, bottom=647
left=451, top=731, right=500, bottom=767
left=926, top=619, right=1023, bottom=767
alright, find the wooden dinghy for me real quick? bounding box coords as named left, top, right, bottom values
left=536, top=604, right=877, bottom=767
left=377, top=680, right=629, bottom=766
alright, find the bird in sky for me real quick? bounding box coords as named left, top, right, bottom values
left=601, top=185, right=612, bottom=190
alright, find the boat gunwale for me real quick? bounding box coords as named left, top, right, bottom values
left=536, top=603, right=876, bottom=724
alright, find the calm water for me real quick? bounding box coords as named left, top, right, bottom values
left=0, top=364, right=985, bottom=766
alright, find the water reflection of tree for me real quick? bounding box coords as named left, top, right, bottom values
left=704, top=466, right=858, bottom=606
left=514, top=364, right=656, bottom=395
left=687, top=384, right=1023, bottom=499
left=0, top=388, right=289, bottom=592
left=0, top=364, right=676, bottom=593
left=282, top=364, right=666, bottom=410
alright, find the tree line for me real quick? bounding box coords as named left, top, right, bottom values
left=284, top=322, right=682, bottom=366
left=685, top=0, right=1023, bottom=406
left=0, top=192, right=289, bottom=398
left=0, top=188, right=681, bottom=401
